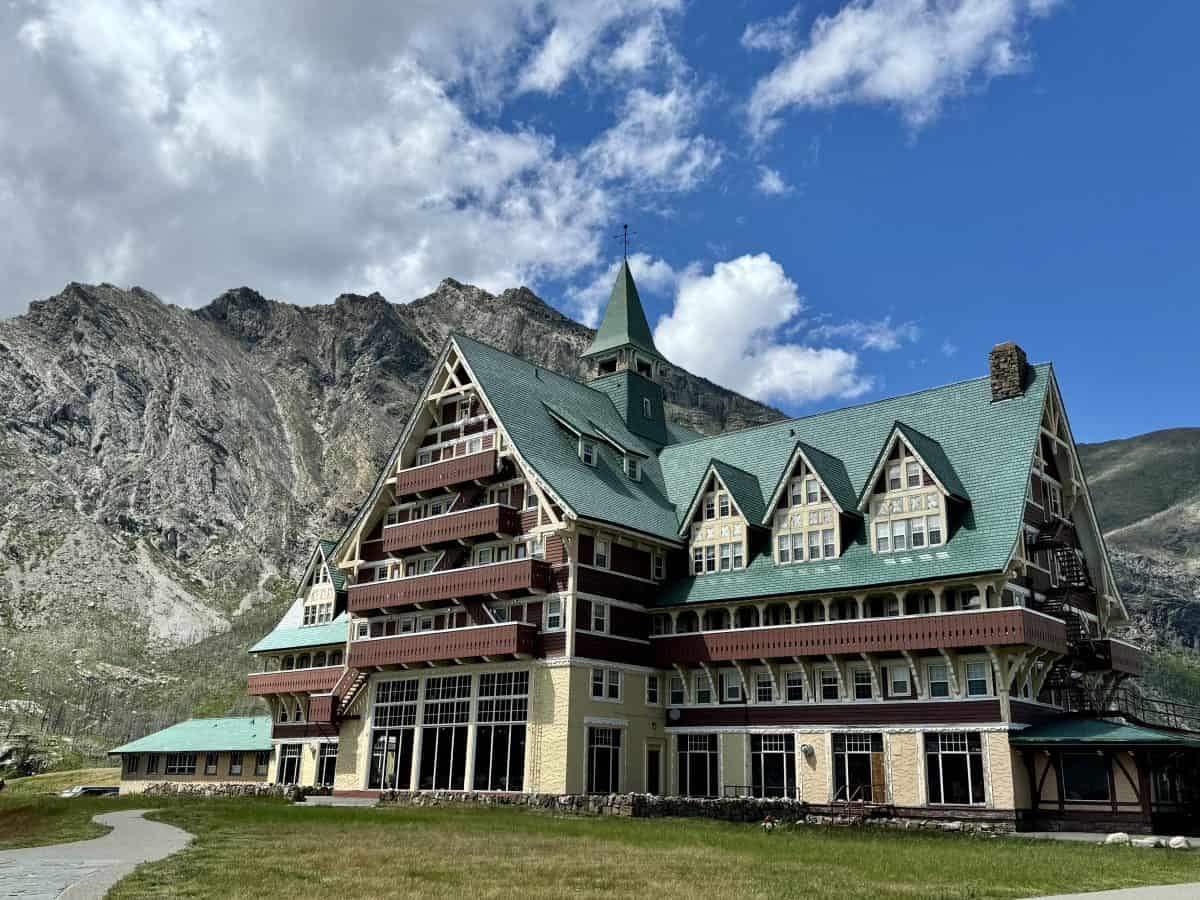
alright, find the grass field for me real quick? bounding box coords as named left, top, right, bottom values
left=2, top=767, right=120, bottom=795
left=3, top=795, right=1198, bottom=898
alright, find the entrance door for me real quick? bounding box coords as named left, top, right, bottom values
left=316, top=743, right=338, bottom=788
left=646, top=745, right=661, bottom=795
left=277, top=744, right=301, bottom=785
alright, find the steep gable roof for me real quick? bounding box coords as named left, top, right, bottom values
left=654, top=364, right=1052, bottom=605
left=677, top=459, right=767, bottom=534
left=762, top=441, right=859, bottom=520
left=582, top=260, right=662, bottom=362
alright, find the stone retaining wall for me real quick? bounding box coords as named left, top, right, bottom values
left=377, top=791, right=1015, bottom=833
left=140, top=782, right=328, bottom=800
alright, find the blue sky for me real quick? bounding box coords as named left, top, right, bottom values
left=2, top=2, right=1196, bottom=442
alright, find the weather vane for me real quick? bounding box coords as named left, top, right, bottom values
left=614, top=223, right=636, bottom=259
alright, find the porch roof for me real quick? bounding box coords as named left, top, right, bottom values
left=1010, top=716, right=1200, bottom=749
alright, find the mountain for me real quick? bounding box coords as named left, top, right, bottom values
left=0, top=280, right=780, bottom=751
left=1078, top=429, right=1200, bottom=651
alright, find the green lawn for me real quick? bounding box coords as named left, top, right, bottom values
left=3, top=796, right=1198, bottom=898
left=3, top=766, right=120, bottom=796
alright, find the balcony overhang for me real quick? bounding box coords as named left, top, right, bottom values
left=348, top=558, right=552, bottom=614
left=382, top=504, right=520, bottom=553
left=652, top=607, right=1068, bottom=666
left=246, top=666, right=343, bottom=696
left=347, top=622, right=538, bottom=668
left=394, top=449, right=497, bottom=496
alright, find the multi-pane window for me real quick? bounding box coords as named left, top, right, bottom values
left=653, top=553, right=665, bottom=580
left=925, top=732, right=985, bottom=805
left=374, top=679, right=420, bottom=728
left=906, top=461, right=922, bottom=488
left=124, top=755, right=138, bottom=775
left=695, top=672, right=714, bottom=704
left=315, top=744, right=338, bottom=788
left=677, top=734, right=719, bottom=798
left=723, top=673, right=742, bottom=703
left=669, top=675, right=686, bottom=706
left=805, top=478, right=820, bottom=504
left=204, top=752, right=218, bottom=775
left=752, top=734, right=796, bottom=798
left=928, top=664, right=951, bottom=698
left=777, top=534, right=790, bottom=563
left=145, top=753, right=159, bottom=775
left=419, top=675, right=472, bottom=791
left=591, top=668, right=621, bottom=701
left=833, top=733, right=885, bottom=803
left=821, top=669, right=840, bottom=701
left=302, top=600, right=334, bottom=626
left=716, top=542, right=744, bottom=571
left=703, top=495, right=716, bottom=520
left=853, top=670, right=873, bottom=700
left=581, top=440, right=596, bottom=466
left=254, top=751, right=270, bottom=776
left=822, top=529, right=835, bottom=559
left=756, top=671, right=774, bottom=703
left=166, top=753, right=197, bottom=775
left=966, top=662, right=990, bottom=697
left=369, top=677, right=419, bottom=791
left=887, top=464, right=902, bottom=491
left=717, top=493, right=731, bottom=517
left=545, top=599, right=562, bottom=630
left=646, top=675, right=660, bottom=705
left=423, top=675, right=472, bottom=726
left=785, top=671, right=805, bottom=702
left=626, top=457, right=641, bottom=481
left=808, top=531, right=821, bottom=560
left=475, top=671, right=529, bottom=792
left=586, top=727, right=621, bottom=794
left=592, top=602, right=608, bottom=633
left=229, top=753, right=243, bottom=776
left=593, top=540, right=610, bottom=569
left=890, top=666, right=911, bottom=697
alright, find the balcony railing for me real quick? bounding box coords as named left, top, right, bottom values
left=307, top=694, right=336, bottom=724
left=394, top=449, right=496, bottom=496
left=349, top=558, right=552, bottom=613
left=652, top=607, right=1067, bottom=666
left=348, top=622, right=538, bottom=668
left=382, top=504, right=521, bottom=553
left=246, top=666, right=343, bottom=696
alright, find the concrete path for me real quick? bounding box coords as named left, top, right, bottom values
left=0, top=809, right=192, bottom=899
left=301, top=795, right=377, bottom=808
left=1025, top=884, right=1200, bottom=899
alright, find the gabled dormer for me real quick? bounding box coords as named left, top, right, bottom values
left=680, top=460, right=765, bottom=575
left=763, top=442, right=859, bottom=565
left=859, top=422, right=968, bottom=555
left=299, top=540, right=346, bottom=626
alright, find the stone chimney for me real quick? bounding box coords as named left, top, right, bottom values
left=989, top=341, right=1028, bottom=402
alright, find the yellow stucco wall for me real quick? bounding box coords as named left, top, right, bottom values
left=333, top=715, right=369, bottom=792
left=720, top=732, right=747, bottom=791
left=987, top=731, right=1017, bottom=809
left=796, top=731, right=829, bottom=802
left=528, top=664, right=572, bottom=794
left=888, top=732, right=922, bottom=806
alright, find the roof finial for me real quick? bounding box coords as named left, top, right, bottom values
left=613, top=223, right=636, bottom=260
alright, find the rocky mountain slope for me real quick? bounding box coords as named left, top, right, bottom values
left=0, top=280, right=780, bottom=747
left=1078, top=429, right=1200, bottom=651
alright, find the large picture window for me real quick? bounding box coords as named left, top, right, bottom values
left=474, top=671, right=529, bottom=791
left=677, top=734, right=719, bottom=798
left=165, top=753, right=197, bottom=776
left=832, top=733, right=885, bottom=803
left=751, top=734, right=796, bottom=798
left=586, top=727, right=621, bottom=794
left=276, top=745, right=301, bottom=784
left=924, top=732, right=985, bottom=805
left=1062, top=752, right=1111, bottom=802
left=316, top=743, right=338, bottom=788
left=369, top=678, right=419, bottom=790
left=419, top=674, right=472, bottom=791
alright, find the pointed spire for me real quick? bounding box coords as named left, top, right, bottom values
left=581, top=259, right=663, bottom=364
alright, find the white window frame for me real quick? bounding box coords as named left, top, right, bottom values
left=927, top=663, right=952, bottom=698
left=965, top=660, right=991, bottom=697
left=755, top=671, right=774, bottom=704
left=785, top=670, right=805, bottom=702
left=626, top=456, right=641, bottom=481
left=592, top=601, right=609, bottom=634
left=819, top=669, right=840, bottom=701
left=581, top=439, right=597, bottom=467
left=852, top=668, right=873, bottom=701
left=723, top=672, right=742, bottom=703
left=653, top=552, right=665, bottom=581
left=694, top=672, right=714, bottom=705
left=889, top=665, right=911, bottom=698
left=669, top=675, right=686, bottom=706
left=545, top=598, right=563, bottom=631
left=593, top=538, right=610, bottom=569
left=646, top=674, right=660, bottom=705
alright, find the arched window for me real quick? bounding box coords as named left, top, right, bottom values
left=297, top=653, right=311, bottom=669
left=282, top=655, right=294, bottom=671
left=329, top=650, right=344, bottom=666
left=314, top=651, right=327, bottom=668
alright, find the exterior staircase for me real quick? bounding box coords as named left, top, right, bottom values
left=333, top=666, right=369, bottom=717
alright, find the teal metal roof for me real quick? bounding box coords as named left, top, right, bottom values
left=582, top=260, right=663, bottom=362
left=654, top=365, right=1051, bottom=605
left=1010, top=717, right=1200, bottom=749
left=248, top=612, right=349, bottom=654
left=455, top=334, right=682, bottom=540
left=111, top=716, right=272, bottom=754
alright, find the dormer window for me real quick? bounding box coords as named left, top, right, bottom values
left=887, top=464, right=902, bottom=491
left=906, top=461, right=921, bottom=488
left=642, top=397, right=652, bottom=418
left=626, top=457, right=641, bottom=481
left=805, top=477, right=819, bottom=504
left=456, top=398, right=471, bottom=420
left=703, top=495, right=716, bottom=519
left=581, top=440, right=597, bottom=466
left=717, top=493, right=730, bottom=517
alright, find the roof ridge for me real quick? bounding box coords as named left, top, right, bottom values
left=661, top=363, right=1053, bottom=456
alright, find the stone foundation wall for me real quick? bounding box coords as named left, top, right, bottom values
left=377, top=790, right=1016, bottom=833
left=139, top=782, right=329, bottom=799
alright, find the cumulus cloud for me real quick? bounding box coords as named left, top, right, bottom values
left=747, top=0, right=1060, bottom=135
left=756, top=166, right=794, bottom=196
left=654, top=254, right=873, bottom=405
left=809, top=316, right=921, bottom=351
left=0, top=0, right=719, bottom=314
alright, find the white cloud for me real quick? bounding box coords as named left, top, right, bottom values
left=567, top=252, right=680, bottom=327
left=747, top=0, right=1060, bottom=135
left=654, top=253, right=873, bottom=405
left=583, top=84, right=722, bottom=192
left=941, top=337, right=960, bottom=357
left=756, top=166, right=794, bottom=196
left=809, top=316, right=921, bottom=351
left=740, top=4, right=805, bottom=54
left=0, top=1, right=720, bottom=314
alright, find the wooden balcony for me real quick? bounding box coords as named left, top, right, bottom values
left=348, top=558, right=552, bottom=613
left=1093, top=638, right=1145, bottom=676
left=382, top=504, right=521, bottom=553
left=394, top=449, right=496, bottom=496
left=348, top=622, right=538, bottom=668
left=307, top=694, right=336, bottom=725
left=246, top=666, right=343, bottom=696
left=653, top=608, right=1067, bottom=666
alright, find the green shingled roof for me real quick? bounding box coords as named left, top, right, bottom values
left=893, top=422, right=969, bottom=502
left=249, top=612, right=349, bottom=654
left=111, top=716, right=272, bottom=755
left=711, top=459, right=767, bottom=527
left=588, top=370, right=670, bottom=446
left=317, top=539, right=347, bottom=591
left=653, top=364, right=1051, bottom=606
left=582, top=260, right=663, bottom=362
left=763, top=441, right=859, bottom=517
left=1010, top=717, right=1200, bottom=749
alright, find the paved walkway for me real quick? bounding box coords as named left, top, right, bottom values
left=0, top=809, right=192, bottom=899
left=1026, top=884, right=1200, bottom=899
